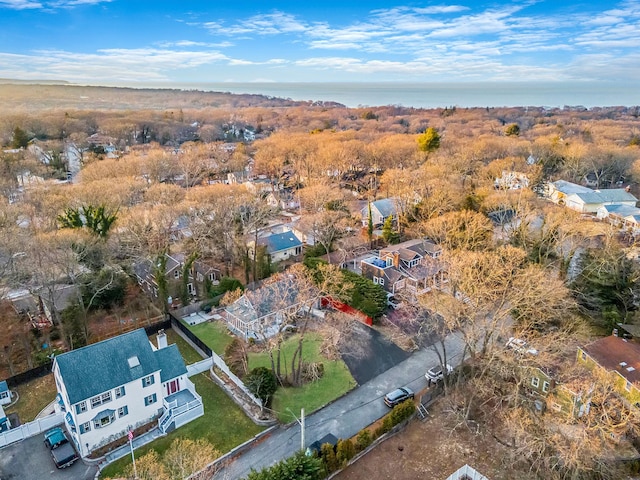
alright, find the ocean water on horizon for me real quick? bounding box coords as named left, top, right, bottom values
left=142, top=81, right=639, bottom=109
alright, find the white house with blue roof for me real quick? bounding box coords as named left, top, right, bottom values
left=53, top=329, right=203, bottom=457
left=547, top=180, right=638, bottom=213
left=249, top=230, right=303, bottom=263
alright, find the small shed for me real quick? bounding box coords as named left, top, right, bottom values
left=0, top=405, right=10, bottom=432
left=306, top=432, right=339, bottom=456
left=0, top=380, right=11, bottom=406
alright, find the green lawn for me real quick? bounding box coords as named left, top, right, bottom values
left=4, top=373, right=57, bottom=423
left=248, top=333, right=356, bottom=423
left=185, top=320, right=235, bottom=355
left=163, top=328, right=206, bottom=364
left=100, top=372, right=264, bottom=479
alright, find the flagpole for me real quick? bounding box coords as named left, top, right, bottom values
left=129, top=430, right=137, bottom=479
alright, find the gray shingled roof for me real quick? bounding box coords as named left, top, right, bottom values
left=55, top=329, right=186, bottom=405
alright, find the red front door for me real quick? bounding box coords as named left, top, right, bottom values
left=167, top=379, right=179, bottom=395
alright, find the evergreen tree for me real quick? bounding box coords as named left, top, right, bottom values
left=416, top=127, right=440, bottom=154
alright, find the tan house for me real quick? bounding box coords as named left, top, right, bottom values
left=578, top=335, right=640, bottom=406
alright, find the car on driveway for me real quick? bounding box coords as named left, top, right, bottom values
left=425, top=363, right=453, bottom=384
left=44, top=427, right=78, bottom=469
left=383, top=387, right=414, bottom=407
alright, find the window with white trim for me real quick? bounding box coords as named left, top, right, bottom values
left=373, top=277, right=379, bottom=285
left=581, top=351, right=587, bottom=361
left=75, top=401, right=87, bottom=414
left=551, top=402, right=562, bottom=412
left=142, top=375, right=155, bottom=387
left=531, top=377, right=540, bottom=388
left=626, top=380, right=633, bottom=392
left=542, top=381, right=550, bottom=393
left=79, top=422, right=91, bottom=434
left=118, top=405, right=129, bottom=417
left=115, top=386, right=126, bottom=398
left=144, top=393, right=157, bottom=406
left=174, top=270, right=180, bottom=278
left=93, top=411, right=115, bottom=429
left=379, top=277, right=385, bottom=286
left=90, top=392, right=112, bottom=409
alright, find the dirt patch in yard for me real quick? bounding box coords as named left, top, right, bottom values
left=334, top=402, right=533, bottom=480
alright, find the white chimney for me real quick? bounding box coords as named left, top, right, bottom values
left=157, top=329, right=167, bottom=349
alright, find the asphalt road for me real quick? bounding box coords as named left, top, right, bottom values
left=214, top=331, right=465, bottom=480
left=0, top=433, right=98, bottom=480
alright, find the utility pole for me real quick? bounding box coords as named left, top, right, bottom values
left=301, top=408, right=305, bottom=451
left=287, top=407, right=306, bottom=451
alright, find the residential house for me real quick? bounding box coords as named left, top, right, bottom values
left=546, top=180, right=637, bottom=213
left=53, top=329, right=203, bottom=457
left=134, top=253, right=220, bottom=304
left=265, top=190, right=300, bottom=211
left=0, top=405, right=11, bottom=433
left=525, top=367, right=591, bottom=418
left=224, top=275, right=318, bottom=340
left=0, top=405, right=10, bottom=432
left=578, top=335, right=640, bottom=406
left=360, top=239, right=445, bottom=295
left=248, top=231, right=303, bottom=263
left=0, top=381, right=11, bottom=406
left=9, top=284, right=78, bottom=327
left=244, top=177, right=279, bottom=195
left=360, top=198, right=398, bottom=228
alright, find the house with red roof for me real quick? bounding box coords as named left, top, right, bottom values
left=577, top=335, right=640, bottom=406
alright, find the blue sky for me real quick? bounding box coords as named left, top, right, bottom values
left=0, top=0, right=639, bottom=85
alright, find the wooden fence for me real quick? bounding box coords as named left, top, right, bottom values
left=321, top=296, right=373, bottom=326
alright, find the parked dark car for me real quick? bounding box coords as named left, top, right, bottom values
left=43, top=427, right=78, bottom=469
left=383, top=387, right=414, bottom=408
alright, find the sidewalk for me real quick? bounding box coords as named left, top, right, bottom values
left=96, top=427, right=165, bottom=467
left=213, top=331, right=465, bottom=479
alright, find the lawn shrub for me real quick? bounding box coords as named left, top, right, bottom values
left=320, top=442, right=339, bottom=474
left=355, top=429, right=373, bottom=451
left=336, top=438, right=356, bottom=465
left=245, top=451, right=322, bottom=480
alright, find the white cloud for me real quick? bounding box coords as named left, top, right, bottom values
left=158, top=40, right=234, bottom=48
left=414, top=5, right=470, bottom=14
left=206, top=11, right=309, bottom=36
left=0, top=0, right=42, bottom=8
left=0, top=0, right=109, bottom=8
left=0, top=48, right=230, bottom=82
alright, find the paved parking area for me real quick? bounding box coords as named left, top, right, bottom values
left=0, top=434, right=97, bottom=480
left=339, top=321, right=410, bottom=384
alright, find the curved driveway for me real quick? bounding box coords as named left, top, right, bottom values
left=214, top=331, right=465, bottom=480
